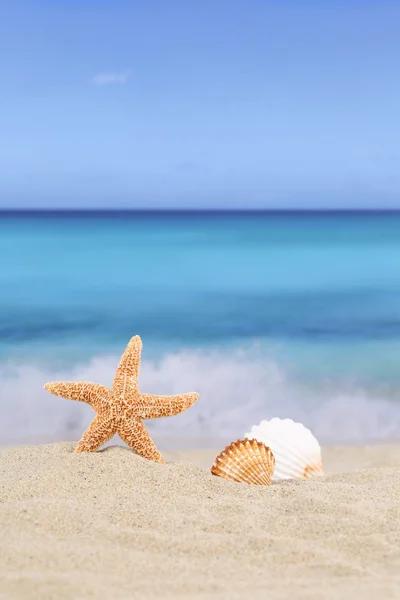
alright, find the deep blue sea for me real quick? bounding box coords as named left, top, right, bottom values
left=2, top=210, right=400, bottom=446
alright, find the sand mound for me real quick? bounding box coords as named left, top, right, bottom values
left=1, top=442, right=400, bottom=599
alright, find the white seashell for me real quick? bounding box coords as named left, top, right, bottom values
left=211, top=438, right=275, bottom=485
left=245, top=418, right=323, bottom=481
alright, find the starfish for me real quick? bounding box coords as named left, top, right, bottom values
left=44, top=335, right=199, bottom=463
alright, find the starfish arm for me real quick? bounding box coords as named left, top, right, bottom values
left=75, top=415, right=117, bottom=452
left=138, top=392, right=199, bottom=419
left=113, top=335, right=142, bottom=398
left=118, top=418, right=164, bottom=463
left=44, top=382, right=112, bottom=415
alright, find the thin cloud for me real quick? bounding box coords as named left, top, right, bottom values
left=91, top=71, right=131, bottom=86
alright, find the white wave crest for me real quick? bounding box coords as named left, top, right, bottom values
left=1, top=348, right=400, bottom=446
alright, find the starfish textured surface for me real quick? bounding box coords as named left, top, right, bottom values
left=44, top=336, right=199, bottom=462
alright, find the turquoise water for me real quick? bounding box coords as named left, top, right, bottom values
left=1, top=210, right=400, bottom=445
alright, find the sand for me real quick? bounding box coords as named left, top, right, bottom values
left=1, top=442, right=400, bottom=600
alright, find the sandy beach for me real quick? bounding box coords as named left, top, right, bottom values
left=1, top=442, right=400, bottom=600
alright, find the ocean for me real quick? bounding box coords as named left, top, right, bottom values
left=1, top=210, right=400, bottom=447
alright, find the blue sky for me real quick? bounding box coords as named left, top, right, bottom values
left=1, top=1, right=400, bottom=209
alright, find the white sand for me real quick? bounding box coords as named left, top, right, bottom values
left=1, top=442, right=400, bottom=600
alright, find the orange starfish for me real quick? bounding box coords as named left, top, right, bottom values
left=44, top=335, right=199, bottom=462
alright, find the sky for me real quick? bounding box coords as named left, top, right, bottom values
left=1, top=0, right=400, bottom=209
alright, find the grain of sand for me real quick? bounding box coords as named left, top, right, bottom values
left=1, top=442, right=400, bottom=600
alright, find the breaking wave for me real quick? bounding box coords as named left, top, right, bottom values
left=2, top=347, right=400, bottom=447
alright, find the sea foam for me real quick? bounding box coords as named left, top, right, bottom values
left=1, top=347, right=400, bottom=446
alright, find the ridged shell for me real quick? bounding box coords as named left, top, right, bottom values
left=245, top=418, right=323, bottom=481
left=211, top=438, right=275, bottom=485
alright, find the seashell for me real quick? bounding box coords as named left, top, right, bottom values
left=245, top=418, right=323, bottom=481
left=211, top=438, right=275, bottom=485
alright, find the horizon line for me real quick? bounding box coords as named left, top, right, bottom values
left=1, top=208, right=400, bottom=214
